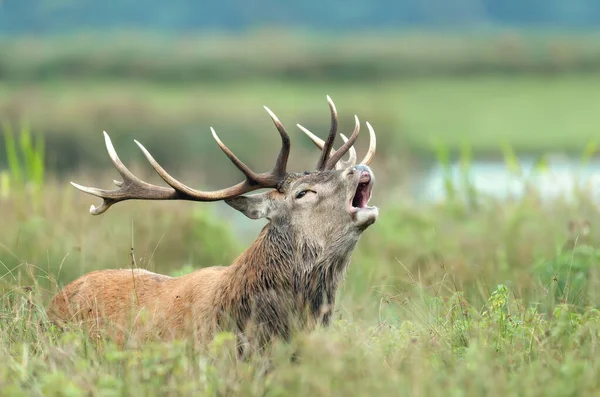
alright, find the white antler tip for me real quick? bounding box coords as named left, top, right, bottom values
left=263, top=106, right=280, bottom=123
left=366, top=121, right=376, bottom=137
left=210, top=127, right=223, bottom=144
left=70, top=181, right=85, bottom=191
left=297, top=124, right=317, bottom=138
left=89, top=204, right=96, bottom=213
left=133, top=140, right=157, bottom=166
left=102, top=131, right=119, bottom=162
left=360, top=121, right=376, bottom=166
left=298, top=124, right=325, bottom=148
left=133, top=139, right=148, bottom=153
left=102, top=131, right=111, bottom=144
left=326, top=95, right=337, bottom=113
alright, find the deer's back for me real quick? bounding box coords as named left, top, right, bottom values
left=49, top=267, right=228, bottom=345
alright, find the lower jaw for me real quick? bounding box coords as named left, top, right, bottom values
left=351, top=207, right=379, bottom=228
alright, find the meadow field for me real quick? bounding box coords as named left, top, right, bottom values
left=2, top=33, right=600, bottom=396
left=2, top=32, right=600, bottom=175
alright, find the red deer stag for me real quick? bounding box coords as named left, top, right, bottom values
left=49, top=96, right=378, bottom=353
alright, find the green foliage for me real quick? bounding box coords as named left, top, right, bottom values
left=185, top=208, right=242, bottom=267
left=0, top=185, right=600, bottom=396
left=432, top=139, right=456, bottom=202
left=501, top=142, right=522, bottom=177
left=3, top=33, right=600, bottom=82
left=459, top=140, right=478, bottom=209
left=0, top=122, right=45, bottom=206
left=534, top=244, right=600, bottom=307
left=3, top=273, right=600, bottom=395
left=3, top=73, right=598, bottom=178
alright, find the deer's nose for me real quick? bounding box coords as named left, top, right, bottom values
left=353, top=164, right=372, bottom=175
left=348, top=164, right=373, bottom=181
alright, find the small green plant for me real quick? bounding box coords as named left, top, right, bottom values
left=1, top=121, right=45, bottom=205
left=431, top=139, right=456, bottom=202
left=534, top=243, right=600, bottom=308
left=0, top=171, right=9, bottom=199
left=459, top=140, right=478, bottom=210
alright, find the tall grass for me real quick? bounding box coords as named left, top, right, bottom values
left=0, top=122, right=45, bottom=208
left=2, top=28, right=600, bottom=394
left=2, top=137, right=600, bottom=394
left=2, top=277, right=600, bottom=396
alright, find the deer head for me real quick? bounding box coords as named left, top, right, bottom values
left=71, top=96, right=378, bottom=245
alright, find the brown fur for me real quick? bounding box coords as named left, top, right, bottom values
left=49, top=166, right=378, bottom=353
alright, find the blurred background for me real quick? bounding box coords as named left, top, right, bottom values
left=1, top=0, right=600, bottom=199
left=2, top=0, right=600, bottom=296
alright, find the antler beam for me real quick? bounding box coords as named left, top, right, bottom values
left=71, top=107, right=291, bottom=215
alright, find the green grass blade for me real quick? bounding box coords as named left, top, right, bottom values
left=580, top=140, right=598, bottom=168
left=2, top=121, right=23, bottom=184
left=501, top=142, right=522, bottom=178
left=19, top=123, right=36, bottom=183
left=432, top=139, right=455, bottom=201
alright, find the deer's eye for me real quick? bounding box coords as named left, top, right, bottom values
left=296, top=190, right=308, bottom=199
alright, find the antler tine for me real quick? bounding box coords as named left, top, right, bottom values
left=70, top=131, right=179, bottom=215
left=315, top=95, right=338, bottom=171
left=101, top=131, right=138, bottom=181
left=360, top=122, right=377, bottom=165
left=297, top=124, right=356, bottom=170
left=325, top=115, right=360, bottom=170
left=338, top=134, right=357, bottom=169
left=208, top=128, right=261, bottom=183
left=296, top=124, right=324, bottom=150
left=263, top=106, right=291, bottom=178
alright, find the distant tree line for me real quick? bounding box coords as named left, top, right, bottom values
left=1, top=0, right=599, bottom=35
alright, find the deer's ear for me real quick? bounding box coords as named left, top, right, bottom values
left=225, top=193, right=273, bottom=220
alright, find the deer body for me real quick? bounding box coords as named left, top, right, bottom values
left=50, top=97, right=378, bottom=351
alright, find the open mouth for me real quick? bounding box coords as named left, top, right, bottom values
left=351, top=172, right=373, bottom=210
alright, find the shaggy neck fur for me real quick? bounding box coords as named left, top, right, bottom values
left=216, top=220, right=359, bottom=349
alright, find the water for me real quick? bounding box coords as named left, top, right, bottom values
left=414, top=155, right=600, bottom=204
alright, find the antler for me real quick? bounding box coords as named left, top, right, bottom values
left=297, top=128, right=357, bottom=170
left=303, top=96, right=361, bottom=171
left=71, top=107, right=291, bottom=215
left=297, top=96, right=376, bottom=170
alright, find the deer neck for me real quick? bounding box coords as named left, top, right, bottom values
left=227, top=222, right=359, bottom=326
